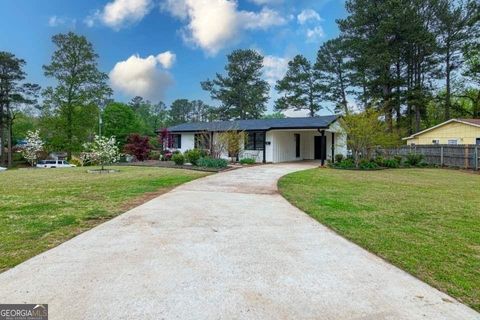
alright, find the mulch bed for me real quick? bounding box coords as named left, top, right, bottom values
left=117, top=160, right=242, bottom=172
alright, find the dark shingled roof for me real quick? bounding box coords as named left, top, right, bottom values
left=166, top=115, right=339, bottom=132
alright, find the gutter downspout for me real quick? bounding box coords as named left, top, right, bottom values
left=263, top=130, right=267, bottom=163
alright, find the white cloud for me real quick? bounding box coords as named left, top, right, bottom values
left=48, top=15, right=77, bottom=28
left=306, top=26, right=325, bottom=42
left=109, top=52, right=175, bottom=101
left=297, top=9, right=321, bottom=25
left=248, top=0, right=283, bottom=5
left=240, top=8, right=287, bottom=30
left=84, top=15, right=96, bottom=28
left=160, top=0, right=188, bottom=19
left=48, top=16, right=62, bottom=27
left=263, top=55, right=289, bottom=86
left=88, top=0, right=153, bottom=29
left=162, top=0, right=287, bottom=55
left=156, top=51, right=176, bottom=69
left=263, top=54, right=290, bottom=112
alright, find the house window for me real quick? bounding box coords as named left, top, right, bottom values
left=448, top=139, right=458, bottom=145
left=245, top=131, right=265, bottom=150
left=171, top=134, right=181, bottom=149
left=194, top=133, right=210, bottom=150
left=476, top=138, right=480, bottom=145
left=432, top=139, right=440, bottom=145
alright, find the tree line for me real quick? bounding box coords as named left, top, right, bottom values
left=273, top=0, right=479, bottom=136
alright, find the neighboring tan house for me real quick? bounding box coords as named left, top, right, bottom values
left=403, top=119, right=480, bottom=146
left=165, top=115, right=347, bottom=164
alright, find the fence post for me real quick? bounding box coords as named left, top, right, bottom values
left=464, top=146, right=469, bottom=169
left=440, top=146, right=444, bottom=167
left=475, top=146, right=479, bottom=171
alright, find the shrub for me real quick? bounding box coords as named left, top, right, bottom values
left=172, top=153, right=185, bottom=165
left=123, top=134, right=151, bottom=161
left=240, top=158, right=256, bottom=165
left=383, top=158, right=400, bottom=168
left=335, top=158, right=355, bottom=169
left=334, top=154, right=344, bottom=163
left=160, top=150, right=173, bottom=161
left=184, top=149, right=205, bottom=166
left=374, top=156, right=384, bottom=166
left=197, top=157, right=228, bottom=168
left=148, top=150, right=160, bottom=160
left=69, top=157, right=82, bottom=167
left=394, top=155, right=403, bottom=165
left=359, top=160, right=379, bottom=170
left=405, top=153, right=424, bottom=166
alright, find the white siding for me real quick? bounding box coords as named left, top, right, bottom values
left=171, top=121, right=347, bottom=164
left=269, top=130, right=301, bottom=163
left=173, top=133, right=194, bottom=153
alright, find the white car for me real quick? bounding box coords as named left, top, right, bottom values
left=0, top=166, right=6, bottom=172
left=36, top=160, right=76, bottom=168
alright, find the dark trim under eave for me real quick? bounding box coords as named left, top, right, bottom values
left=165, top=125, right=331, bottom=134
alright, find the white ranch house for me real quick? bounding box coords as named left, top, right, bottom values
left=165, top=116, right=347, bottom=164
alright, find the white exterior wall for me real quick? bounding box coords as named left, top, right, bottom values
left=269, top=130, right=301, bottom=163
left=174, top=133, right=195, bottom=154
left=331, top=121, right=348, bottom=158
left=267, top=122, right=346, bottom=163
left=170, top=121, right=347, bottom=164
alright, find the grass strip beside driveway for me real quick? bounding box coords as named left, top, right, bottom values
left=278, top=168, right=480, bottom=311
left=0, top=166, right=209, bottom=272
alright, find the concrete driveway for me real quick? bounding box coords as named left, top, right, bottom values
left=0, top=163, right=478, bottom=320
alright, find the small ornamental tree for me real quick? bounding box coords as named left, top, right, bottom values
left=340, top=110, right=400, bottom=167
left=158, top=128, right=173, bottom=151
left=22, top=130, right=44, bottom=166
left=123, top=134, right=151, bottom=161
left=218, top=130, right=245, bottom=162
left=83, top=135, right=120, bottom=170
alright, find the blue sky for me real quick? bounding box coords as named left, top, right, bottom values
left=0, top=0, right=346, bottom=114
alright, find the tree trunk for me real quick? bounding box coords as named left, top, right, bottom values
left=337, top=64, right=348, bottom=114
left=0, top=105, right=4, bottom=166
left=445, top=42, right=451, bottom=121
left=7, top=115, right=12, bottom=167
left=66, top=104, right=73, bottom=160
left=395, top=60, right=402, bottom=128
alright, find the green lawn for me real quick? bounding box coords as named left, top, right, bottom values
left=278, top=168, right=480, bottom=311
left=0, top=166, right=208, bottom=272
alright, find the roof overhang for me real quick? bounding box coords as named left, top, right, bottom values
left=158, top=115, right=340, bottom=134
left=402, top=119, right=480, bottom=140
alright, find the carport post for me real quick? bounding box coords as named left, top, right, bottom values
left=331, top=132, right=335, bottom=163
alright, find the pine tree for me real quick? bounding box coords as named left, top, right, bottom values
left=202, top=49, right=269, bottom=120
left=275, top=55, right=322, bottom=117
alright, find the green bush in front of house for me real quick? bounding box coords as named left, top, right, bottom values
left=172, top=153, right=185, bottom=165
left=197, top=157, right=228, bottom=168
left=184, top=149, right=206, bottom=166
left=240, top=158, right=256, bottom=165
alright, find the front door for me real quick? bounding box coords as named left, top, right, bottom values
left=295, top=134, right=300, bottom=158
left=314, top=135, right=327, bottom=161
